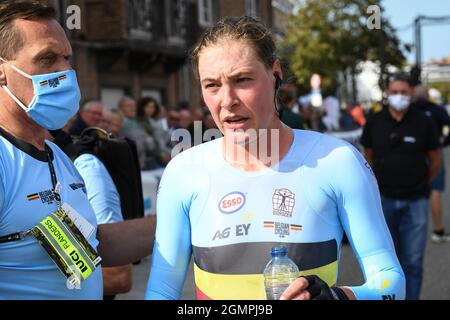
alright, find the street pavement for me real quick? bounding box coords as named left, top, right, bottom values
left=118, top=148, right=450, bottom=300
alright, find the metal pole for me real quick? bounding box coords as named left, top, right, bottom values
left=415, top=16, right=422, bottom=67
left=378, top=28, right=386, bottom=93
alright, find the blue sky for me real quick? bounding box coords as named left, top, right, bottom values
left=383, top=0, right=450, bottom=64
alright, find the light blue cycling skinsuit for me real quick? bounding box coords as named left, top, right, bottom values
left=146, top=129, right=405, bottom=300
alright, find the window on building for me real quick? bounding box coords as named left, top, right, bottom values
left=246, top=0, right=260, bottom=18
left=101, top=88, right=126, bottom=111
left=166, top=0, right=188, bottom=43
left=129, top=0, right=154, bottom=40
left=198, top=0, right=214, bottom=27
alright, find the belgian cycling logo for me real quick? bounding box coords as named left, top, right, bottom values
left=272, top=189, right=295, bottom=217
left=218, top=191, right=246, bottom=214
left=264, top=221, right=302, bottom=238
left=27, top=189, right=56, bottom=204
left=39, top=75, right=67, bottom=88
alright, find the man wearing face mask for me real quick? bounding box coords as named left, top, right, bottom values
left=0, top=1, right=155, bottom=299
left=360, top=73, right=441, bottom=300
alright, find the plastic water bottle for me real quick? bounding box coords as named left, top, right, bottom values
left=264, top=245, right=299, bottom=300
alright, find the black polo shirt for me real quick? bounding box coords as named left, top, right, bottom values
left=361, top=106, right=439, bottom=199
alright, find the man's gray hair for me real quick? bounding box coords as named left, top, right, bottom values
left=118, top=96, right=135, bottom=109
left=82, top=100, right=103, bottom=111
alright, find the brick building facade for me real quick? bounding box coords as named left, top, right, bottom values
left=49, top=0, right=274, bottom=110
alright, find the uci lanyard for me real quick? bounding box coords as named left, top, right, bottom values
left=46, top=145, right=62, bottom=209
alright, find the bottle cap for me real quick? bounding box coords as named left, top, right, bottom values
left=270, top=245, right=288, bottom=255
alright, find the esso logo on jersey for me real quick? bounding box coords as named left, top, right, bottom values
left=219, top=192, right=246, bottom=214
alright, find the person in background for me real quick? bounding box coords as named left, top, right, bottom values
left=361, top=73, right=441, bottom=300
left=49, top=128, right=133, bottom=300
left=71, top=140, right=133, bottom=300
left=178, top=109, right=193, bottom=130
left=54, top=108, right=134, bottom=300
left=279, top=88, right=305, bottom=130
left=99, top=109, right=111, bottom=131
left=136, top=97, right=171, bottom=166
left=165, top=110, right=180, bottom=150
left=187, top=107, right=208, bottom=146
left=349, top=104, right=366, bottom=127
left=118, top=96, right=158, bottom=170
left=107, top=109, right=124, bottom=138
left=157, top=104, right=169, bottom=131
left=69, top=100, right=104, bottom=135
left=322, top=96, right=340, bottom=132
left=412, top=85, right=450, bottom=243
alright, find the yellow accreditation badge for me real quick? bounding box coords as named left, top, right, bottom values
left=31, top=207, right=102, bottom=287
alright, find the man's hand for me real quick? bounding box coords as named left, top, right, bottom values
left=280, top=275, right=353, bottom=300
left=97, top=215, right=156, bottom=267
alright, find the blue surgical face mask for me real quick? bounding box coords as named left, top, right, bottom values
left=0, top=57, right=81, bottom=130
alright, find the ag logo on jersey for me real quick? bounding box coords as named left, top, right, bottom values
left=272, top=188, right=295, bottom=217
left=219, top=192, right=246, bottom=214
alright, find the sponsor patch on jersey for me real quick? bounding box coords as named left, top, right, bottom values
left=272, top=188, right=295, bottom=217
left=264, top=221, right=302, bottom=238
left=263, top=221, right=275, bottom=228
left=274, top=222, right=290, bottom=238
left=212, top=223, right=251, bottom=241
left=27, top=193, right=40, bottom=201
left=27, top=189, right=57, bottom=204
left=218, top=192, right=246, bottom=214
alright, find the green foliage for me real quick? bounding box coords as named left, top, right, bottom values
left=430, top=82, right=450, bottom=103
left=280, top=0, right=406, bottom=92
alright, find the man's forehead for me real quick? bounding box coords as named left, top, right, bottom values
left=388, top=80, right=411, bottom=90
left=90, top=103, right=104, bottom=111
left=13, top=18, right=72, bottom=56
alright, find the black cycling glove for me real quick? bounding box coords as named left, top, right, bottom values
left=302, top=275, right=349, bottom=300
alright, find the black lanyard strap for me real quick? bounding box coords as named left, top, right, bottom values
left=0, top=229, right=32, bottom=244
left=45, top=145, right=61, bottom=207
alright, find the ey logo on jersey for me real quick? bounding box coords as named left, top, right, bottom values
left=272, top=188, right=295, bottom=217
left=218, top=192, right=246, bottom=214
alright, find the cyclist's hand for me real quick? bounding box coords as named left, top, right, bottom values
left=280, top=275, right=349, bottom=300
left=280, top=276, right=310, bottom=300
